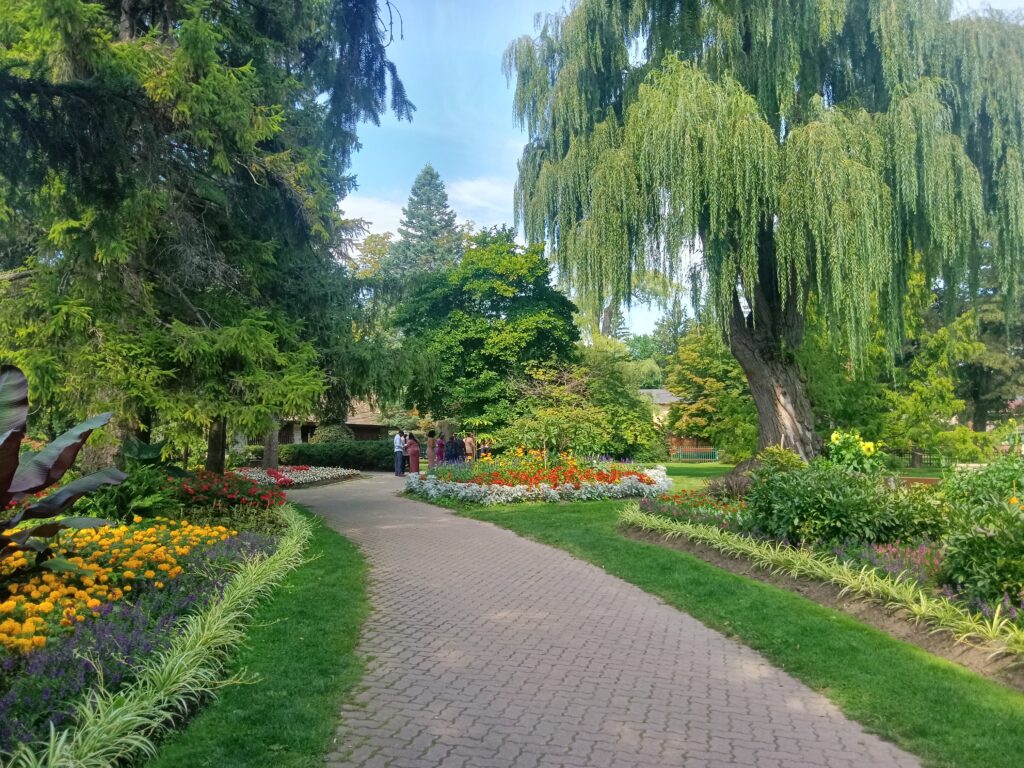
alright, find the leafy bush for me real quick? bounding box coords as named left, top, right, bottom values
left=280, top=440, right=393, bottom=471
left=705, top=472, right=752, bottom=500
left=757, top=446, right=806, bottom=473
left=79, top=464, right=180, bottom=522
left=747, top=460, right=944, bottom=545
left=308, top=423, right=354, bottom=444
left=940, top=500, right=1024, bottom=603
left=942, top=455, right=1024, bottom=513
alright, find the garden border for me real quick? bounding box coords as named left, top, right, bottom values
left=619, top=504, right=1024, bottom=659
left=1, top=504, right=312, bottom=768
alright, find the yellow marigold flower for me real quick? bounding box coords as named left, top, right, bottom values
left=1011, top=496, right=1020, bottom=505
left=144, top=570, right=156, bottom=579
left=0, top=601, right=15, bottom=614
left=32, top=635, right=46, bottom=648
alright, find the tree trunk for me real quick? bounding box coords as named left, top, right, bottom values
left=599, top=301, right=615, bottom=337
left=728, top=230, right=821, bottom=460
left=204, top=416, right=227, bottom=474
left=972, top=402, right=989, bottom=432
left=119, top=0, right=134, bottom=41
left=262, top=422, right=280, bottom=469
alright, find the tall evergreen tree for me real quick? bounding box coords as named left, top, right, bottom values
left=0, top=0, right=414, bottom=470
left=388, top=164, right=462, bottom=276
left=505, top=1, right=1024, bottom=458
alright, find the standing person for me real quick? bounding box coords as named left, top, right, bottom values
left=426, top=430, right=437, bottom=470
left=480, top=438, right=492, bottom=458
left=464, top=432, right=477, bottom=462
left=435, top=433, right=446, bottom=466
left=407, top=433, right=422, bottom=474
left=446, top=432, right=459, bottom=462
left=402, top=433, right=411, bottom=474
left=393, top=430, right=406, bottom=476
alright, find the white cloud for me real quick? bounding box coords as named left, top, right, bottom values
left=447, top=176, right=516, bottom=228
left=340, top=195, right=405, bottom=235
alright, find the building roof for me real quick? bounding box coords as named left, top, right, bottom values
left=346, top=400, right=388, bottom=427
left=639, top=388, right=682, bottom=406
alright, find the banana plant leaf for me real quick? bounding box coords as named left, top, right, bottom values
left=0, top=428, right=23, bottom=505
left=0, top=365, right=28, bottom=434
left=13, top=517, right=111, bottom=540
left=7, top=412, right=114, bottom=498
left=40, top=557, right=94, bottom=576
left=11, top=469, right=126, bottom=524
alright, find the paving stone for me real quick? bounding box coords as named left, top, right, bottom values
left=296, top=475, right=919, bottom=768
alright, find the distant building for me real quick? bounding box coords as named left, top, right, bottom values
left=638, top=388, right=681, bottom=425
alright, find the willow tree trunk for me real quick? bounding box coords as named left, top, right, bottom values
left=728, top=234, right=822, bottom=460
left=205, top=416, right=227, bottom=474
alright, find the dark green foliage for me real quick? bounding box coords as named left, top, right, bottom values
left=280, top=441, right=393, bottom=471
left=939, top=456, right=1024, bottom=601
left=942, top=455, right=1024, bottom=512
left=941, top=501, right=1024, bottom=603
left=396, top=238, right=579, bottom=424
left=1, top=365, right=125, bottom=577
left=79, top=464, right=178, bottom=522
left=308, top=423, right=355, bottom=444
left=746, top=461, right=944, bottom=546
left=386, top=164, right=462, bottom=277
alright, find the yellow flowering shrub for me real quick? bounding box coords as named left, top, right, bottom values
left=0, top=517, right=235, bottom=654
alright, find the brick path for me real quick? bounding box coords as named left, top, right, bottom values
left=293, top=474, right=918, bottom=768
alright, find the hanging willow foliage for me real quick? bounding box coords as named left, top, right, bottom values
left=507, top=0, right=1024, bottom=358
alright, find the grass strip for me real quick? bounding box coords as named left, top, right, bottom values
left=146, top=506, right=367, bottom=768
left=621, top=504, right=1024, bottom=657
left=2, top=505, right=312, bottom=768
left=448, top=498, right=1024, bottom=768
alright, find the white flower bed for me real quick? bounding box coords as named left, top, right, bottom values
left=234, top=466, right=361, bottom=487
left=406, top=467, right=671, bottom=505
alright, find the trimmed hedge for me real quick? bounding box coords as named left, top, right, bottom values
left=279, top=440, right=393, bottom=471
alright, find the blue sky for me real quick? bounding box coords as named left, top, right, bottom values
left=345, top=0, right=1023, bottom=333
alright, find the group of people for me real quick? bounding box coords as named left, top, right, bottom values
left=392, top=429, right=494, bottom=476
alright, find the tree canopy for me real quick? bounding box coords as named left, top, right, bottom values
left=505, top=0, right=1024, bottom=457
left=387, top=164, right=462, bottom=277
left=395, top=234, right=579, bottom=428
left=0, top=0, right=414, bottom=467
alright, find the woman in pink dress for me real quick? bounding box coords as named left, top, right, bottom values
left=435, top=434, right=446, bottom=466
left=407, top=433, right=422, bottom=473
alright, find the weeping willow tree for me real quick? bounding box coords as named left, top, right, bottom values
left=505, top=0, right=1024, bottom=457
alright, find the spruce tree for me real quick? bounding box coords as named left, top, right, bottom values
left=389, top=164, right=462, bottom=275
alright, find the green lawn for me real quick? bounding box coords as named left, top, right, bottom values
left=148, top=508, right=367, bottom=768
left=662, top=461, right=733, bottom=490
left=439, top=497, right=1024, bottom=768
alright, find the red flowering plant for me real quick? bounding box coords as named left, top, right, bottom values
left=172, top=470, right=286, bottom=511
left=639, top=490, right=749, bottom=532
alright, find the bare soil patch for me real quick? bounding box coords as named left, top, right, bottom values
left=624, top=527, right=1024, bottom=692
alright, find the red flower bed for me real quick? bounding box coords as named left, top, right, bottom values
left=174, top=471, right=287, bottom=509
left=467, top=466, right=654, bottom=489
left=639, top=490, right=747, bottom=531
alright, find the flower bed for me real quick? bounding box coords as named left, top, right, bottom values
left=3, top=506, right=310, bottom=767
left=0, top=516, right=275, bottom=751
left=233, top=465, right=361, bottom=488
left=410, top=452, right=671, bottom=505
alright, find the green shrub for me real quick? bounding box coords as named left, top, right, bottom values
left=747, top=460, right=944, bottom=545
left=940, top=500, right=1024, bottom=602
left=280, top=440, right=393, bottom=471
left=942, top=455, right=1024, bottom=514
left=757, top=446, right=806, bottom=473
left=79, top=464, right=180, bottom=522
left=308, top=423, right=354, bottom=444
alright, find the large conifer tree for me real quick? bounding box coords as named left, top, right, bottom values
left=389, top=164, right=462, bottom=275
left=505, top=0, right=1024, bottom=457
